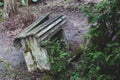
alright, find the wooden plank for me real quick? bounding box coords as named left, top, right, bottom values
left=35, top=16, right=64, bottom=38
left=25, top=15, right=63, bottom=37
left=14, top=13, right=50, bottom=48
left=16, top=13, right=50, bottom=38
left=37, top=19, right=67, bottom=44
left=21, top=38, right=37, bottom=71
left=21, top=37, right=50, bottom=72
left=29, top=37, right=50, bottom=71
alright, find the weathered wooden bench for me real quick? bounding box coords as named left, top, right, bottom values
left=14, top=13, right=67, bottom=72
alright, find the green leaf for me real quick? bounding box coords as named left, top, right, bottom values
left=105, top=54, right=113, bottom=62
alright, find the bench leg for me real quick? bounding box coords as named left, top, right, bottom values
left=22, top=37, right=50, bottom=72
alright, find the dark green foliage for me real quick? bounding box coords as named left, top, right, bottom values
left=80, top=0, right=120, bottom=80
left=0, top=0, right=3, bottom=2
left=0, top=1, right=3, bottom=7
left=42, top=40, right=70, bottom=80
left=0, top=0, right=3, bottom=7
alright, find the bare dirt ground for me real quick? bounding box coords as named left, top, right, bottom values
left=0, top=0, right=101, bottom=79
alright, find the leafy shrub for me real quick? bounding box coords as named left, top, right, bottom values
left=80, top=0, right=120, bottom=80
left=42, top=40, right=70, bottom=80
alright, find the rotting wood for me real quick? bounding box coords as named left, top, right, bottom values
left=35, top=16, right=65, bottom=38
left=14, top=13, right=50, bottom=49
left=37, top=19, right=67, bottom=44
left=14, top=14, right=67, bottom=72
left=16, top=13, right=50, bottom=38
left=26, top=15, right=63, bottom=37
left=22, top=37, right=50, bottom=71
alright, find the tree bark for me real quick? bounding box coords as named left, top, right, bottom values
left=4, top=0, right=17, bottom=18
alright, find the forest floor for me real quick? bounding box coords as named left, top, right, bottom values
left=0, top=0, right=100, bottom=79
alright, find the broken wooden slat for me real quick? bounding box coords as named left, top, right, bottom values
left=14, top=13, right=50, bottom=48
left=22, top=38, right=37, bottom=71
left=35, top=16, right=65, bottom=38
left=21, top=37, right=50, bottom=72
left=37, top=19, right=67, bottom=43
left=25, top=15, right=63, bottom=37
left=16, top=13, right=50, bottom=38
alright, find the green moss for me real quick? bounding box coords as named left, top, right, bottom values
left=0, top=17, right=4, bottom=22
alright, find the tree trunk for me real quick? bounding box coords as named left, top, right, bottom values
left=4, top=0, right=17, bottom=18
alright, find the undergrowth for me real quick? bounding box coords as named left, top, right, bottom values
left=41, top=39, right=82, bottom=80
left=80, top=0, right=120, bottom=80
left=0, top=58, right=15, bottom=78
left=41, top=40, right=71, bottom=80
